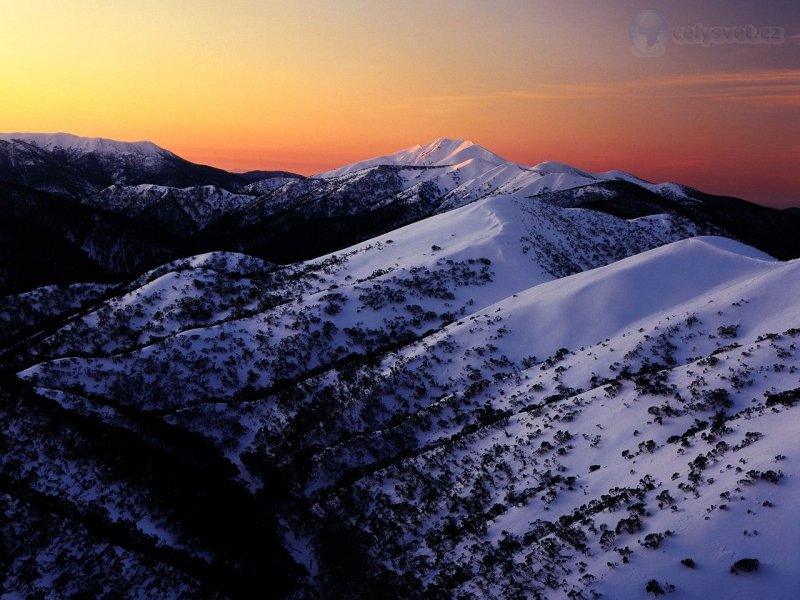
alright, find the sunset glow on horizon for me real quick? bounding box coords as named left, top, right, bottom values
left=2, top=0, right=798, bottom=206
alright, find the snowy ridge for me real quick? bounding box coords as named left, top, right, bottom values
left=17, top=191, right=698, bottom=367
left=443, top=236, right=779, bottom=366
left=0, top=132, right=249, bottom=199
left=0, top=132, right=172, bottom=158
left=318, top=137, right=692, bottom=201
left=3, top=132, right=782, bottom=274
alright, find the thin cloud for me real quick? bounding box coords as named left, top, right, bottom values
left=513, top=71, right=800, bottom=106
left=394, top=70, right=800, bottom=109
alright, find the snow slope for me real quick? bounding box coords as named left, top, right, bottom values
left=16, top=191, right=697, bottom=382
left=12, top=226, right=800, bottom=598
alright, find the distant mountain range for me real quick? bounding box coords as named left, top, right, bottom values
left=0, top=134, right=798, bottom=294
left=0, top=132, right=303, bottom=197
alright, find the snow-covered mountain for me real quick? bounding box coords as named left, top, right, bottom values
left=318, top=137, right=675, bottom=198
left=0, top=132, right=295, bottom=198
left=4, top=189, right=800, bottom=598
left=318, top=138, right=694, bottom=205
left=2, top=133, right=800, bottom=598
left=12, top=191, right=698, bottom=373
left=2, top=134, right=798, bottom=283
left=318, top=137, right=515, bottom=176
left=0, top=132, right=170, bottom=157
left=189, top=138, right=799, bottom=264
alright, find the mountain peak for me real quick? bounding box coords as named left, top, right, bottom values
left=317, top=137, right=510, bottom=177
left=0, top=132, right=246, bottom=199
left=0, top=132, right=171, bottom=158
left=407, top=137, right=505, bottom=166
left=426, top=137, right=474, bottom=150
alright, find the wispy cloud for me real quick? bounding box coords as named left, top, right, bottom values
left=393, top=70, right=800, bottom=110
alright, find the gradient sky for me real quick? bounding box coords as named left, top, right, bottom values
left=1, top=0, right=798, bottom=205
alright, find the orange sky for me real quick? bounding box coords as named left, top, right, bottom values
left=1, top=0, right=798, bottom=205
